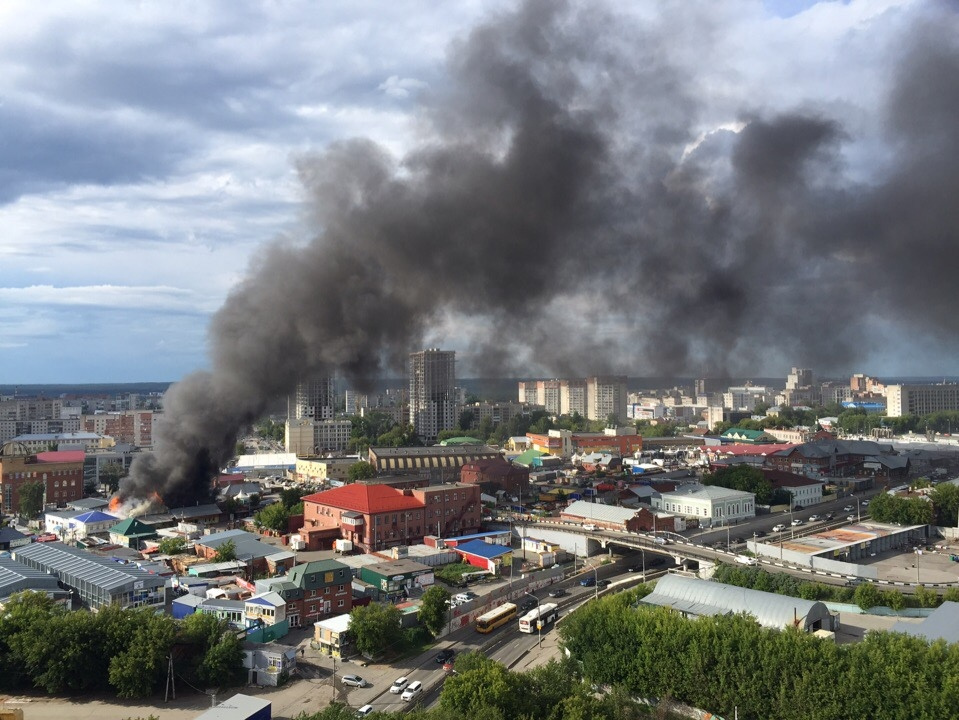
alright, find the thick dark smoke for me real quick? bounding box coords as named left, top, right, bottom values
left=122, top=1, right=959, bottom=505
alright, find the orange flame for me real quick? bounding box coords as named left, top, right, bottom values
left=109, top=496, right=121, bottom=512
left=151, top=491, right=164, bottom=507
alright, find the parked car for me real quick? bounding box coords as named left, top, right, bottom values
left=579, top=576, right=596, bottom=587
left=754, top=530, right=767, bottom=538
left=435, top=649, right=455, bottom=664
left=402, top=680, right=423, bottom=701
left=596, top=579, right=610, bottom=588
left=341, top=675, right=368, bottom=688
left=357, top=705, right=374, bottom=717
left=843, top=505, right=854, bottom=512
left=825, top=513, right=834, bottom=520
left=791, top=519, right=803, bottom=526
left=808, top=514, right=820, bottom=521
left=772, top=524, right=786, bottom=532
left=847, top=515, right=856, bottom=522
left=733, top=537, right=745, bottom=544
left=862, top=499, right=870, bottom=506
left=548, top=588, right=568, bottom=598
left=443, top=659, right=455, bottom=672
left=519, top=597, right=537, bottom=612
left=390, top=677, right=409, bottom=694
left=582, top=524, right=597, bottom=531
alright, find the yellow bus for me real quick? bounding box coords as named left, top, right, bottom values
left=475, top=602, right=518, bottom=633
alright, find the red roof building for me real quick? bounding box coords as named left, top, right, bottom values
left=300, top=482, right=481, bottom=553
left=0, top=448, right=85, bottom=514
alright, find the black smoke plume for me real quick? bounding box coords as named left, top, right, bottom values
left=121, top=1, right=959, bottom=506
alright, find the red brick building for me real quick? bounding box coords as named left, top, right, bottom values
left=0, top=448, right=84, bottom=514
left=82, top=410, right=155, bottom=447
left=459, top=457, right=529, bottom=495
left=300, top=482, right=482, bottom=552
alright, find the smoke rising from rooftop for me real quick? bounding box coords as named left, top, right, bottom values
left=122, top=0, right=959, bottom=505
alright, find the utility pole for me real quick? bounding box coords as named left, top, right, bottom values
left=164, top=654, right=175, bottom=702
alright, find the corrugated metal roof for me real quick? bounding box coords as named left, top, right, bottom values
left=891, top=601, right=959, bottom=643
left=641, top=573, right=831, bottom=631
left=13, top=541, right=165, bottom=593
left=563, top=500, right=637, bottom=524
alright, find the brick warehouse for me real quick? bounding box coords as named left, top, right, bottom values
left=299, top=482, right=482, bottom=552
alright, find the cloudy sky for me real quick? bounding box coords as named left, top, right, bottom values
left=1, top=0, right=956, bottom=384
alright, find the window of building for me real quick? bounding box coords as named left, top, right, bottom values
left=337, top=600, right=344, bottom=607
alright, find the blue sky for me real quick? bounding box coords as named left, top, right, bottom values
left=1, top=0, right=954, bottom=383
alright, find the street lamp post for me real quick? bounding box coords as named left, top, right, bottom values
left=592, top=565, right=599, bottom=600
left=854, top=496, right=861, bottom=523
left=331, top=656, right=336, bottom=702
left=526, top=591, right=542, bottom=648
left=914, top=547, right=921, bottom=585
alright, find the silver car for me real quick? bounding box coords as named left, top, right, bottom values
left=341, top=674, right=368, bottom=688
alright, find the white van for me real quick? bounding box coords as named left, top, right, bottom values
left=401, top=680, right=423, bottom=701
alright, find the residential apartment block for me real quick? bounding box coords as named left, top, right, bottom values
left=409, top=349, right=457, bottom=443
left=886, top=383, right=959, bottom=417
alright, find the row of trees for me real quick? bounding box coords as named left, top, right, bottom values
left=712, top=563, right=954, bottom=611
left=866, top=489, right=935, bottom=526
left=0, top=593, right=244, bottom=698
left=559, top=587, right=959, bottom=720
left=701, top=465, right=790, bottom=506
left=715, top=404, right=959, bottom=438
left=297, top=655, right=658, bottom=720
left=347, top=586, right=452, bottom=660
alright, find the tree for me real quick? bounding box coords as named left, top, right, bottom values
left=348, top=461, right=376, bottom=482
left=18, top=481, right=45, bottom=519
left=931, top=483, right=959, bottom=526
left=254, top=502, right=290, bottom=534
left=213, top=540, right=237, bottom=562
left=108, top=611, right=176, bottom=698
left=419, top=585, right=451, bottom=637
left=157, top=536, right=188, bottom=555
left=195, top=633, right=245, bottom=688
left=349, top=603, right=402, bottom=659
left=853, top=582, right=883, bottom=611
left=702, top=465, right=773, bottom=505
left=235, top=441, right=246, bottom=456
left=280, top=487, right=308, bottom=509
left=441, top=651, right=521, bottom=716
left=100, top=463, right=127, bottom=494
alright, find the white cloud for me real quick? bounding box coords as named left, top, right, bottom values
left=0, top=0, right=945, bottom=382
left=378, top=75, right=430, bottom=98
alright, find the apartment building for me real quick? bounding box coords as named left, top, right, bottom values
left=409, top=349, right=457, bottom=443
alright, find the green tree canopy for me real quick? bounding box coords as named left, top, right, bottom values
left=157, top=536, right=188, bottom=555
left=418, top=585, right=452, bottom=637
left=18, top=481, right=45, bottom=519
left=254, top=502, right=291, bottom=534
left=347, top=461, right=377, bottom=482
left=931, top=483, right=959, bottom=526
left=349, top=602, right=403, bottom=659
left=702, top=465, right=774, bottom=505
left=213, top=539, right=237, bottom=562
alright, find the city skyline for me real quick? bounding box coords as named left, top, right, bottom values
left=3, top=1, right=958, bottom=384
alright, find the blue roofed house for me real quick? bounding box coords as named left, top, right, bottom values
left=454, top=539, right=513, bottom=573
left=44, top=509, right=119, bottom=540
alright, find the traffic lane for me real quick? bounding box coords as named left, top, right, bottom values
left=691, top=493, right=879, bottom=546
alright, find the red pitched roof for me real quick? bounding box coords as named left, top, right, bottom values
left=302, top=484, right=423, bottom=514
left=36, top=450, right=85, bottom=464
